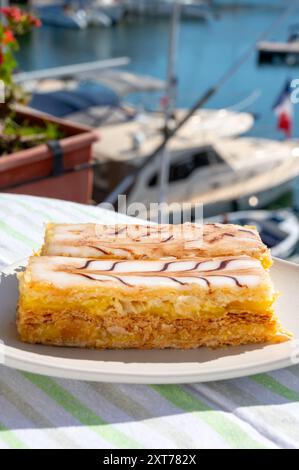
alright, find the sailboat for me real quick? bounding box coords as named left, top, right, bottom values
left=93, top=133, right=299, bottom=218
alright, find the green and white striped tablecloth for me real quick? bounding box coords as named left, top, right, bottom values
left=1, top=193, right=299, bottom=449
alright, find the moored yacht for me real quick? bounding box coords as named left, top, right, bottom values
left=93, top=132, right=299, bottom=218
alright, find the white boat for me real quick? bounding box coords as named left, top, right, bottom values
left=92, top=110, right=254, bottom=206
left=126, top=138, right=299, bottom=216
left=126, top=0, right=210, bottom=20
left=93, top=132, right=299, bottom=218
left=36, top=4, right=89, bottom=29
left=36, top=2, right=112, bottom=29
left=85, top=8, right=112, bottom=26
left=181, top=1, right=210, bottom=19
left=21, top=68, right=167, bottom=124
left=205, top=209, right=299, bottom=259
left=214, top=0, right=285, bottom=6
left=92, top=0, right=126, bottom=23
left=66, top=103, right=254, bottom=129
left=92, top=108, right=254, bottom=158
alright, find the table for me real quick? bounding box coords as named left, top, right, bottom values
left=0, top=193, right=298, bottom=449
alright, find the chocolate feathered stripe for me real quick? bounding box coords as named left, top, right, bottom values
left=58, top=256, right=260, bottom=288
left=74, top=257, right=253, bottom=274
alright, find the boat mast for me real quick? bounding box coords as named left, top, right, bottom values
left=158, top=0, right=181, bottom=206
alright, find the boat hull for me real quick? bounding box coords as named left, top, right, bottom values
left=202, top=180, right=293, bottom=218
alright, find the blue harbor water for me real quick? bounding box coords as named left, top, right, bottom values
left=17, top=5, right=299, bottom=141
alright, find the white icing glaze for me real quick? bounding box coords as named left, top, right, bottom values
left=30, top=255, right=266, bottom=289
left=44, top=224, right=268, bottom=265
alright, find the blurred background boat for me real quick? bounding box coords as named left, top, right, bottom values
left=35, top=1, right=113, bottom=28
left=125, top=0, right=211, bottom=21
left=93, top=0, right=126, bottom=24
left=98, top=136, right=299, bottom=219
left=17, top=64, right=166, bottom=123
left=214, top=0, right=286, bottom=6
left=257, top=25, right=299, bottom=66
left=206, top=209, right=299, bottom=259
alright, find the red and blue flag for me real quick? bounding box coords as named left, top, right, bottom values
left=273, top=80, right=293, bottom=139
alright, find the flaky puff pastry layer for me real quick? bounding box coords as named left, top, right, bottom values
left=17, top=255, right=290, bottom=349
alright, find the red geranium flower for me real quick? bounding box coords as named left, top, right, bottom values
left=2, top=30, right=16, bottom=45
left=0, top=7, right=10, bottom=15
left=27, top=14, right=41, bottom=28
left=0, top=6, right=22, bottom=23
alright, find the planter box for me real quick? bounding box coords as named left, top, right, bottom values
left=0, top=108, right=99, bottom=203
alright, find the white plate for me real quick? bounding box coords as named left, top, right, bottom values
left=1, top=258, right=299, bottom=384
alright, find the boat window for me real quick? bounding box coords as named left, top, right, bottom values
left=148, top=146, right=223, bottom=187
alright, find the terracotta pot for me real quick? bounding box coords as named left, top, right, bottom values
left=0, top=108, right=99, bottom=203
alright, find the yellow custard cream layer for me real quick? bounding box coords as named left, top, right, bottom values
left=17, top=255, right=289, bottom=349
left=41, top=223, right=272, bottom=268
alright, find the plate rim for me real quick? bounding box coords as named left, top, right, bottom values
left=1, top=257, right=297, bottom=384
left=3, top=344, right=296, bottom=384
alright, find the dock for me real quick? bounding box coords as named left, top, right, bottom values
left=257, top=40, right=299, bottom=64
